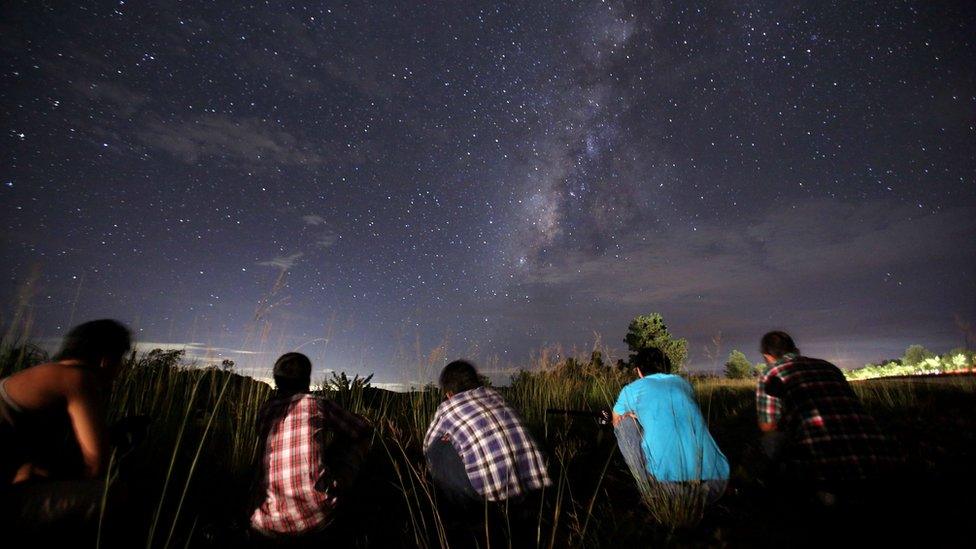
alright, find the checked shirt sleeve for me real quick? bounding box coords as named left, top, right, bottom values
left=422, top=404, right=449, bottom=452
left=756, top=369, right=784, bottom=426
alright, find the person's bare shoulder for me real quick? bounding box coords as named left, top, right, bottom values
left=5, top=361, right=97, bottom=409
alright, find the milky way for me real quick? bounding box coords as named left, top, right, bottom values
left=2, top=1, right=974, bottom=384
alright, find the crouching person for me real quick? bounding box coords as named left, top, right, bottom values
left=0, top=319, right=132, bottom=544
left=250, top=353, right=371, bottom=543
left=612, top=348, right=729, bottom=510
left=423, top=360, right=551, bottom=546
left=755, top=332, right=901, bottom=506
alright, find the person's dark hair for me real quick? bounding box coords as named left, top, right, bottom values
left=760, top=331, right=799, bottom=358
left=273, top=352, right=312, bottom=394
left=56, top=319, right=132, bottom=366
left=631, top=347, right=670, bottom=376
left=439, top=360, right=482, bottom=395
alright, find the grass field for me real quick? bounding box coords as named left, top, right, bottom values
left=3, top=345, right=975, bottom=547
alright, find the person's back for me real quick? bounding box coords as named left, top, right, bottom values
left=0, top=362, right=96, bottom=483
left=251, top=393, right=345, bottom=534
left=615, top=373, right=729, bottom=483
left=250, top=353, right=370, bottom=538
left=758, top=353, right=897, bottom=482
left=425, top=384, right=550, bottom=501
left=424, top=360, right=550, bottom=548
left=755, top=332, right=906, bottom=545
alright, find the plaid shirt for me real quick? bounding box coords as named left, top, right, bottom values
left=423, top=386, right=550, bottom=501
left=250, top=393, right=370, bottom=535
left=757, top=354, right=899, bottom=481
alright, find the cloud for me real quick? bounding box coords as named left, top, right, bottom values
left=496, top=199, right=976, bottom=370
left=227, top=12, right=405, bottom=101
left=74, top=80, right=148, bottom=115
left=518, top=199, right=975, bottom=307
left=137, top=115, right=328, bottom=165
left=258, top=252, right=304, bottom=270
left=544, top=200, right=974, bottom=286
left=315, top=233, right=339, bottom=249
left=371, top=382, right=417, bottom=393
left=299, top=215, right=339, bottom=249
left=14, top=14, right=382, bottom=169
left=133, top=341, right=264, bottom=362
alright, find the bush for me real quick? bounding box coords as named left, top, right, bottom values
left=903, top=344, right=934, bottom=366
left=723, top=350, right=753, bottom=379
left=846, top=350, right=975, bottom=380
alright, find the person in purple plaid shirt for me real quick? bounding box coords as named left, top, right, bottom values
left=423, top=360, right=551, bottom=506
left=756, top=331, right=900, bottom=502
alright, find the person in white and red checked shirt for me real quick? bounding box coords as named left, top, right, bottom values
left=249, top=352, right=371, bottom=539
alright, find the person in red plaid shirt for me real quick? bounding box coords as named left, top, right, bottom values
left=249, top=352, right=371, bottom=539
left=756, top=331, right=900, bottom=499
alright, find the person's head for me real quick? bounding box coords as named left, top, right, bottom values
left=760, top=331, right=799, bottom=363
left=631, top=347, right=670, bottom=377
left=438, top=359, right=482, bottom=398
left=273, top=352, right=312, bottom=395
left=56, top=319, right=132, bottom=376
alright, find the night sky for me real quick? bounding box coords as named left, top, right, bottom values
left=2, top=1, right=974, bottom=385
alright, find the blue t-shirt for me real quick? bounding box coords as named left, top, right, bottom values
left=613, top=374, right=729, bottom=482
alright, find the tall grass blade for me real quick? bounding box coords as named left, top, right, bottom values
left=146, top=373, right=205, bottom=549
left=163, top=372, right=233, bottom=548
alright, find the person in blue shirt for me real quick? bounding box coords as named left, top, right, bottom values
left=612, top=347, right=729, bottom=503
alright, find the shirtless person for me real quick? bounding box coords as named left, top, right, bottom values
left=0, top=319, right=131, bottom=532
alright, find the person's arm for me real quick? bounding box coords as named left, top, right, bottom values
left=422, top=406, right=451, bottom=454
left=611, top=386, right=637, bottom=427
left=755, top=373, right=783, bottom=433
left=611, top=411, right=637, bottom=427
left=64, top=370, right=109, bottom=478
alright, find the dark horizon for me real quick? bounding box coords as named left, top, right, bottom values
left=2, top=1, right=974, bottom=384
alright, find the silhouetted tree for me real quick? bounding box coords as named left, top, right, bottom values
left=624, top=313, right=688, bottom=373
